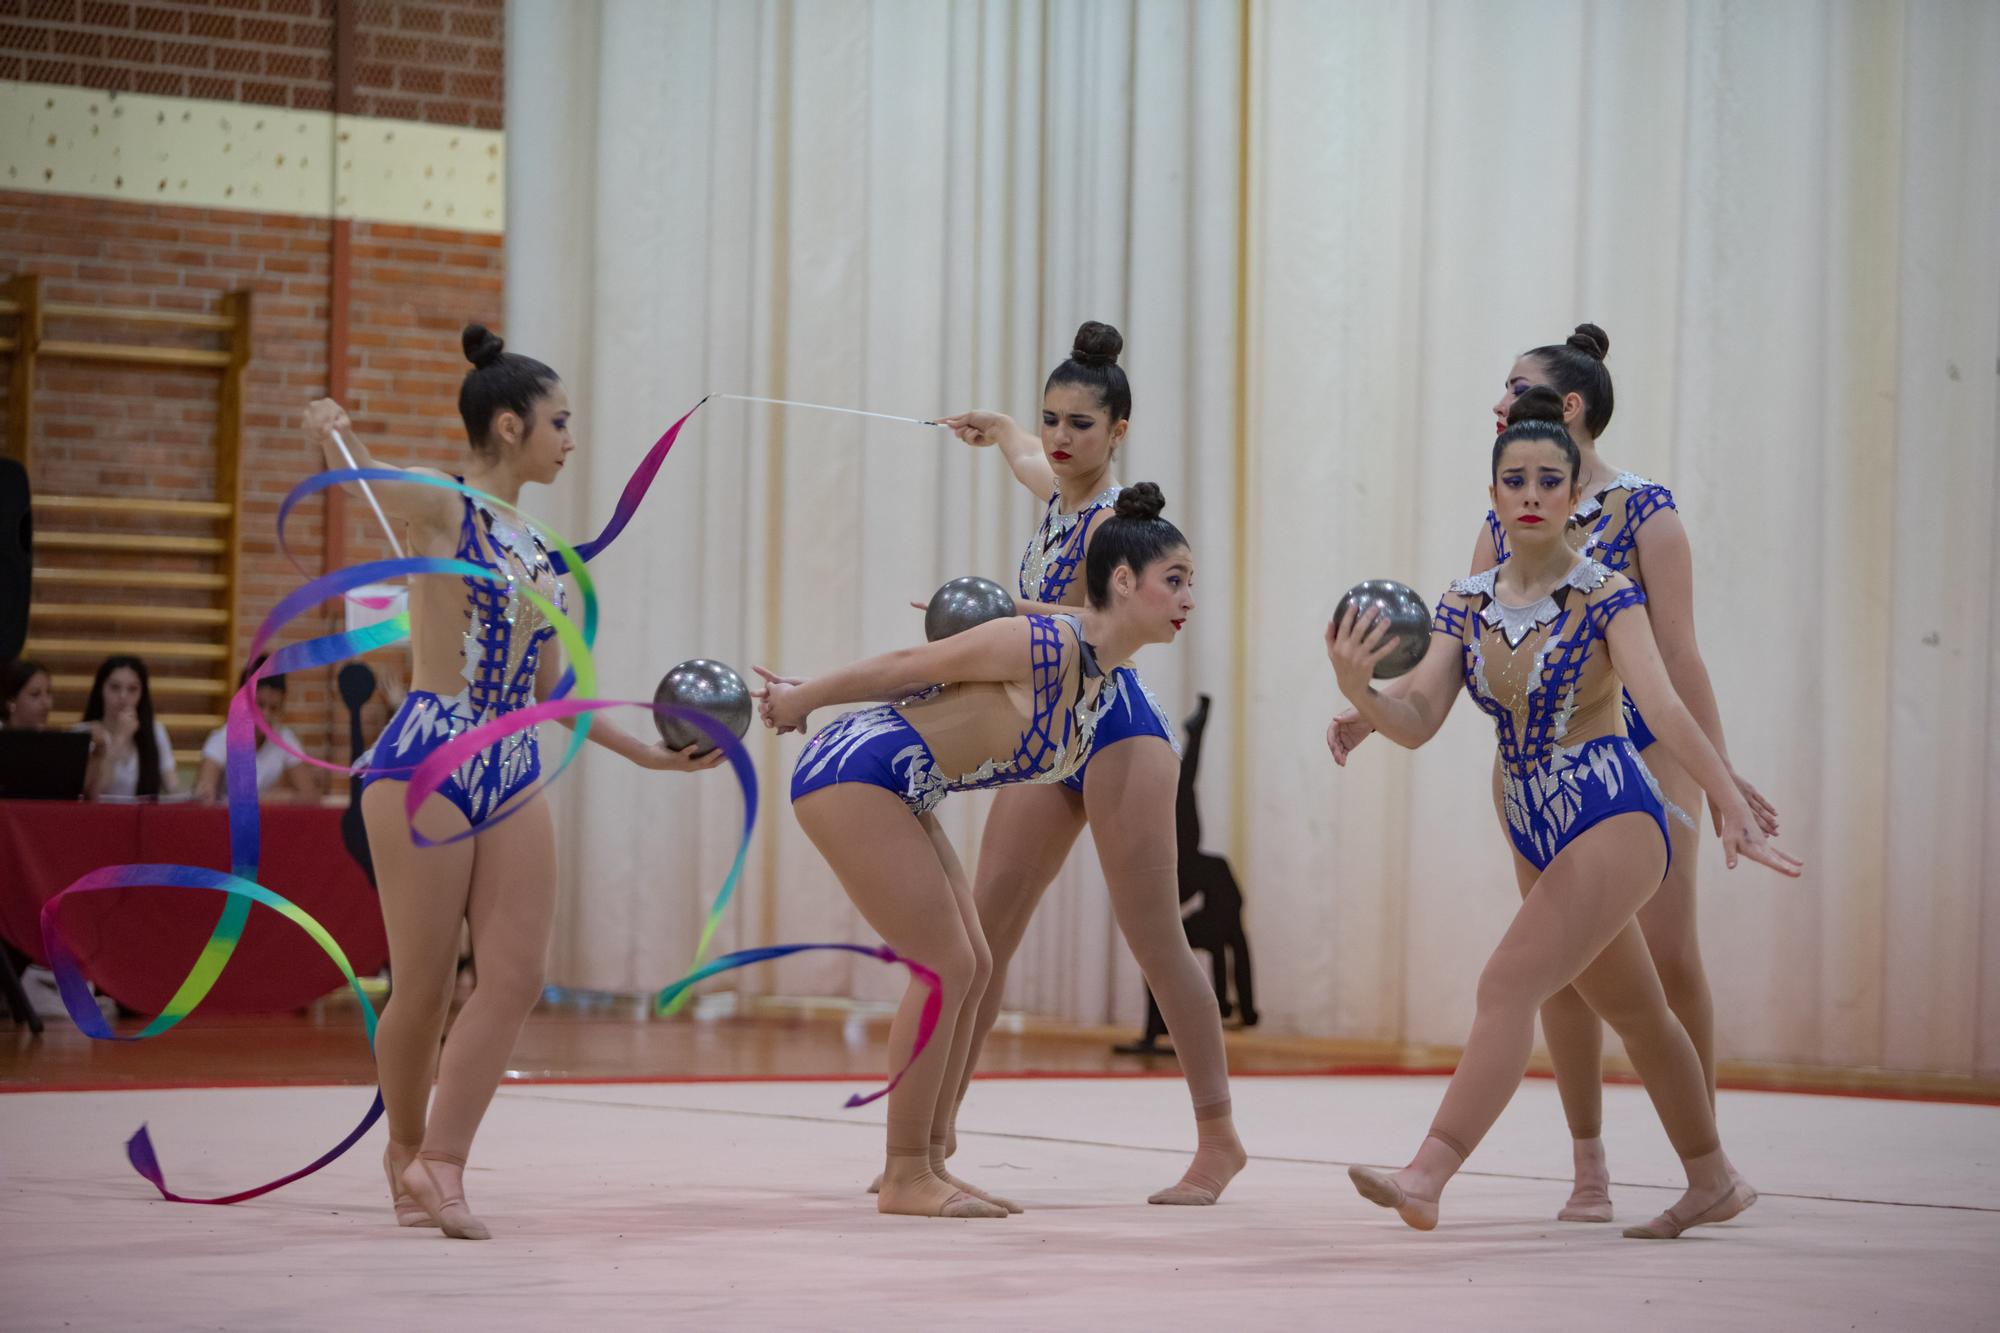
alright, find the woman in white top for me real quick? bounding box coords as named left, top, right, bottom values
left=79, top=654, right=179, bottom=799
left=193, top=659, right=320, bottom=803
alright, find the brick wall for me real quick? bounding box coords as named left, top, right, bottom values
left=2, top=190, right=504, bottom=757
left=1, top=0, right=506, bottom=764
left=0, top=0, right=503, bottom=129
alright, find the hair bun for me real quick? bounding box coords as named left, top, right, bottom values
left=1114, top=481, right=1166, bottom=523
left=1566, top=323, right=1609, bottom=361
left=462, top=323, right=506, bottom=369
left=1070, top=320, right=1123, bottom=369
left=1507, top=384, right=1568, bottom=427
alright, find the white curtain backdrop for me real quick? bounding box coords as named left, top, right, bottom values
left=507, top=0, right=2000, bottom=1076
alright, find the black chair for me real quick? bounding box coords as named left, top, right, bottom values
left=337, top=662, right=378, bottom=888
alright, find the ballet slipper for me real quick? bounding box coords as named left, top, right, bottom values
left=1348, top=1165, right=1441, bottom=1232
left=876, top=1167, right=1008, bottom=1219
left=866, top=1170, right=882, bottom=1195
left=1558, top=1137, right=1614, bottom=1223
left=403, top=1151, right=493, bottom=1241
left=1621, top=1174, right=1757, bottom=1239
left=1149, top=1112, right=1247, bottom=1205
left=384, top=1142, right=439, bottom=1228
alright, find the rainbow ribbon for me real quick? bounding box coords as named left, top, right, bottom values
left=39, top=397, right=940, bottom=1205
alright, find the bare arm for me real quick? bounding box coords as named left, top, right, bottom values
left=1602, top=588, right=1800, bottom=875
left=758, top=616, right=1035, bottom=733
left=1325, top=608, right=1464, bottom=751
left=302, top=398, right=456, bottom=533
left=1631, top=510, right=1778, bottom=833
left=280, top=756, right=322, bottom=801
left=194, top=757, right=224, bottom=803
left=1329, top=514, right=1497, bottom=762
left=936, top=411, right=1055, bottom=503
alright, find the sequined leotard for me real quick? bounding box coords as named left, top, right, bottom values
left=1018, top=484, right=1177, bottom=790
left=790, top=613, right=1112, bottom=815
left=358, top=488, right=564, bottom=826
left=1485, top=472, right=1677, bottom=751
left=1433, top=559, right=1677, bottom=871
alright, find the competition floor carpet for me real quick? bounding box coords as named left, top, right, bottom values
left=4, top=1073, right=1995, bottom=1329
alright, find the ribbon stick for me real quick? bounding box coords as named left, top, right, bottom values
left=329, top=427, right=407, bottom=559
left=714, top=393, right=941, bottom=428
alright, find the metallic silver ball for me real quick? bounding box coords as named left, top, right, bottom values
left=652, top=659, right=752, bottom=755
left=1332, top=579, right=1433, bottom=679
left=924, top=576, right=1016, bottom=642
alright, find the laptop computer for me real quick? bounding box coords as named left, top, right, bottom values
left=0, top=730, right=92, bottom=800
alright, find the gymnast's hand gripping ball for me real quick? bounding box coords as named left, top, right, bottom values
left=1331, top=580, right=1432, bottom=680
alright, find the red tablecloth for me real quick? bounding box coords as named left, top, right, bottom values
left=0, top=800, right=387, bottom=1014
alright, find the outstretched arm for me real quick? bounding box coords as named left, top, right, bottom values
left=757, top=616, right=1034, bottom=733
left=936, top=410, right=1055, bottom=503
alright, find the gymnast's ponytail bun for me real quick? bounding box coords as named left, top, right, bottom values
left=1565, top=322, right=1610, bottom=361
left=462, top=323, right=507, bottom=369
left=1070, top=321, right=1124, bottom=368
left=1113, top=480, right=1166, bottom=522
left=1524, top=321, right=1615, bottom=438
left=1086, top=482, right=1187, bottom=608
left=457, top=323, right=560, bottom=455
left=1046, top=319, right=1133, bottom=423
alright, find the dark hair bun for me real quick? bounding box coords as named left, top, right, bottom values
left=462, top=323, right=506, bottom=369
left=1070, top=320, right=1123, bottom=368
left=1566, top=322, right=1609, bottom=360
left=1114, top=481, right=1166, bottom=522
left=1507, top=384, right=1568, bottom=426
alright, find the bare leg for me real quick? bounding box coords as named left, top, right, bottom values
left=948, top=783, right=1087, bottom=1140
left=1085, top=737, right=1245, bottom=1205
left=362, top=779, right=473, bottom=1230
left=796, top=786, right=1005, bottom=1219
left=398, top=789, right=559, bottom=1241
left=1352, top=814, right=1748, bottom=1235
left=1636, top=752, right=1715, bottom=1103
left=909, top=814, right=1021, bottom=1212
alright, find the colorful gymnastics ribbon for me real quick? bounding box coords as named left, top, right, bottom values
left=39, top=397, right=940, bottom=1203
left=652, top=943, right=942, bottom=1108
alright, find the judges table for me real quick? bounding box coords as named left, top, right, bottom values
left=0, top=800, right=387, bottom=1015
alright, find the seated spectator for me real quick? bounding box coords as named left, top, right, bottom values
left=194, top=659, right=320, bottom=803
left=78, top=654, right=179, bottom=799
left=1, top=659, right=52, bottom=729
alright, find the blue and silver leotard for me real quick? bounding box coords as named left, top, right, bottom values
left=1018, top=484, right=1177, bottom=791
left=790, top=612, right=1112, bottom=815
left=1485, top=472, right=1677, bottom=752
left=1434, top=559, right=1680, bottom=872
left=357, top=488, right=564, bottom=827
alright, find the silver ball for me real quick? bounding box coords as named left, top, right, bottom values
left=1332, top=579, right=1433, bottom=679
left=924, top=576, right=1016, bottom=642
left=652, top=659, right=752, bottom=755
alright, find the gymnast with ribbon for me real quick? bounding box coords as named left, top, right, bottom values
left=927, top=324, right=1246, bottom=1206
left=304, top=327, right=726, bottom=1239
left=36, top=325, right=972, bottom=1234
left=753, top=482, right=1195, bottom=1219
